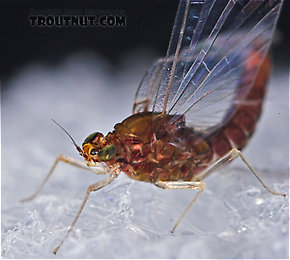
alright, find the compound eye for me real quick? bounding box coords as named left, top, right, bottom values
left=90, top=149, right=98, bottom=156
left=98, top=144, right=116, bottom=161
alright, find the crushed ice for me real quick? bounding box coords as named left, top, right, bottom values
left=2, top=50, right=288, bottom=258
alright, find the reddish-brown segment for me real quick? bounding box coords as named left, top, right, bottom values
left=83, top=52, right=270, bottom=183
left=212, top=52, right=270, bottom=154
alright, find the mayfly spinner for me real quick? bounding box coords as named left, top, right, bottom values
left=22, top=0, right=286, bottom=254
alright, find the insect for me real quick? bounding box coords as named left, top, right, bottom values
left=22, top=0, right=285, bottom=255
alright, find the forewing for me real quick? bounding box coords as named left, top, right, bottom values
left=133, top=0, right=283, bottom=133
left=167, top=0, right=283, bottom=132
left=133, top=0, right=195, bottom=114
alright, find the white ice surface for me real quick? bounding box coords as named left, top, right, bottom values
left=1, top=49, right=289, bottom=258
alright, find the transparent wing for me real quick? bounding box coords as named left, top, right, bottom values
left=133, top=0, right=193, bottom=114
left=133, top=58, right=165, bottom=114
left=133, top=0, right=283, bottom=132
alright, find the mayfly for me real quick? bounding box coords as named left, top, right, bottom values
left=22, top=0, right=285, bottom=255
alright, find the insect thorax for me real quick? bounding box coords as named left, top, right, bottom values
left=105, top=112, right=213, bottom=183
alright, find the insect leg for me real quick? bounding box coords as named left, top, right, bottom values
left=53, top=169, right=120, bottom=255
left=195, top=148, right=286, bottom=197
left=235, top=148, right=286, bottom=197
left=21, top=154, right=110, bottom=203
left=155, top=180, right=205, bottom=233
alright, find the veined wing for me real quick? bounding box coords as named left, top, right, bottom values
left=133, top=0, right=283, bottom=133
left=133, top=57, right=165, bottom=114
left=133, top=0, right=194, bottom=114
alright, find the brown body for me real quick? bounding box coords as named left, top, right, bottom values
left=103, top=54, right=270, bottom=183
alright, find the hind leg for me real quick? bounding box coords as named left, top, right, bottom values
left=195, top=148, right=286, bottom=197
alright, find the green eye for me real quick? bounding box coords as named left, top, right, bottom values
left=82, top=132, right=104, bottom=146
left=98, top=144, right=116, bottom=161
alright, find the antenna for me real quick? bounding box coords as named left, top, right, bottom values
left=51, top=119, right=83, bottom=155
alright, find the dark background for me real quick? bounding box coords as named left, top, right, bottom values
left=1, top=0, right=289, bottom=83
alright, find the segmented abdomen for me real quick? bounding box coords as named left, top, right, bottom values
left=209, top=54, right=270, bottom=158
